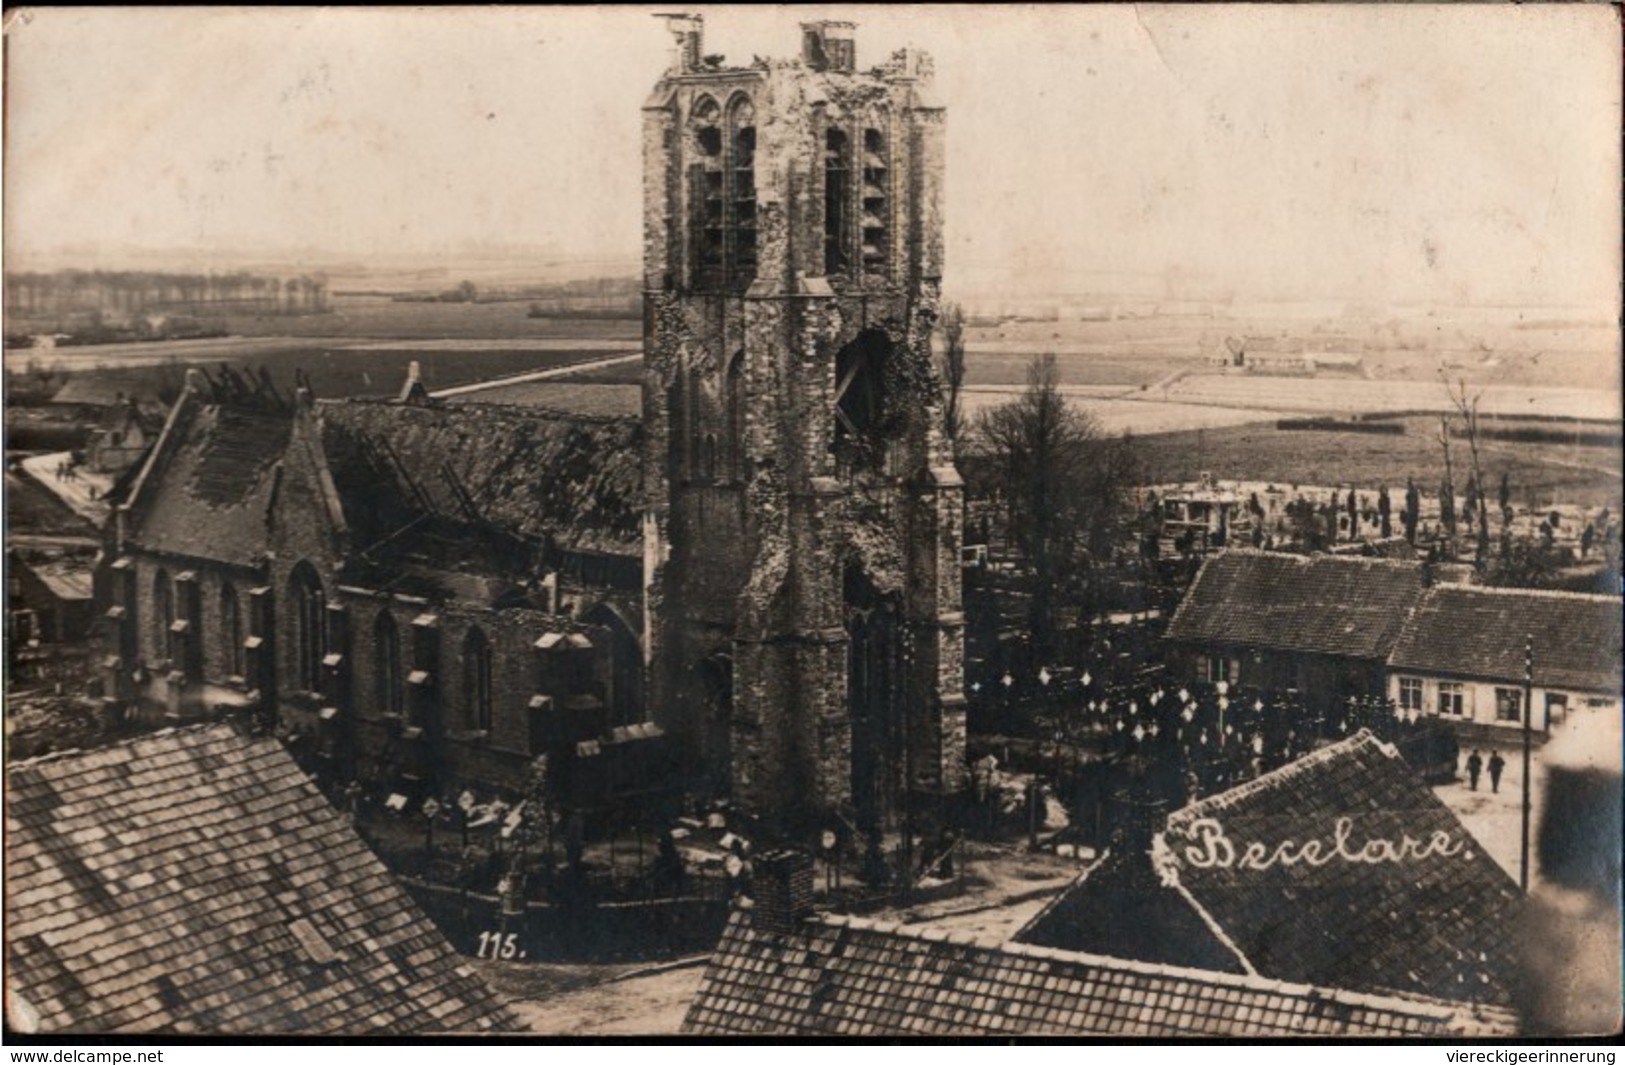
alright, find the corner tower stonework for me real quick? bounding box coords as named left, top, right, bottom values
left=642, top=17, right=966, bottom=829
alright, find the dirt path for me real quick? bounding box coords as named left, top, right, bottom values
left=429, top=352, right=642, bottom=398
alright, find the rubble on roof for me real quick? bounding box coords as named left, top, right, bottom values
left=319, top=399, right=642, bottom=560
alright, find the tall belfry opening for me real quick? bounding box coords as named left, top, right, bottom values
left=641, top=15, right=967, bottom=833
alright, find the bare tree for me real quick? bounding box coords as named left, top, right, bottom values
left=1443, top=375, right=1493, bottom=563
left=939, top=302, right=967, bottom=447
left=1436, top=415, right=1458, bottom=546
left=974, top=354, right=1140, bottom=655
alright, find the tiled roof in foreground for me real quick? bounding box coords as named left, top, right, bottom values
left=4, top=724, right=516, bottom=1035
left=1018, top=732, right=1523, bottom=1010
left=1158, top=732, right=1524, bottom=1007
left=681, top=909, right=1517, bottom=1037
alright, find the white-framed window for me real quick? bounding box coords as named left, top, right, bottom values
left=1200, top=655, right=1238, bottom=685
left=1495, top=687, right=1524, bottom=724
left=1438, top=682, right=1467, bottom=716
left=1398, top=676, right=1425, bottom=711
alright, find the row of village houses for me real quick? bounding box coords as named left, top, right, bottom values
left=1163, top=549, right=1620, bottom=735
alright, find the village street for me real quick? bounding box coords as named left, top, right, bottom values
left=479, top=844, right=1083, bottom=1034
left=18, top=451, right=114, bottom=524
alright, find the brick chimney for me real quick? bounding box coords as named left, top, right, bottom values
left=751, top=849, right=815, bottom=933
left=1108, top=787, right=1169, bottom=857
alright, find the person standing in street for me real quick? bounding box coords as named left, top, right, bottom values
left=1467, top=749, right=1484, bottom=791
left=1488, top=750, right=1506, bottom=793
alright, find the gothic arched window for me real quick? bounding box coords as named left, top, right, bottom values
left=825, top=128, right=851, bottom=275
left=463, top=626, right=493, bottom=734
left=728, top=97, right=757, bottom=281
left=688, top=93, right=756, bottom=290
left=220, top=582, right=243, bottom=678
left=860, top=123, right=890, bottom=276
left=374, top=610, right=403, bottom=718
left=288, top=561, right=326, bottom=695
left=727, top=350, right=746, bottom=480
left=690, top=96, right=725, bottom=283
left=834, top=329, right=891, bottom=463
left=152, top=568, right=173, bottom=662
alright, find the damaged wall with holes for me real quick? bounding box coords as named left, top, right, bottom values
left=99, top=370, right=660, bottom=807
left=642, top=17, right=966, bottom=831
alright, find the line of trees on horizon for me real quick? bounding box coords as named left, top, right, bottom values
left=4, top=269, right=330, bottom=322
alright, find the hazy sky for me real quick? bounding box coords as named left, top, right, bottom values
left=5, top=5, right=1619, bottom=307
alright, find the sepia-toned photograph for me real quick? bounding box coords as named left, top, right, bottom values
left=2, top=5, right=1620, bottom=1041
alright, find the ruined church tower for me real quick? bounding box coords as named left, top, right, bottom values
left=642, top=17, right=966, bottom=830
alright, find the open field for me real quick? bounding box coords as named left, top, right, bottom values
left=5, top=335, right=342, bottom=371
left=6, top=338, right=633, bottom=403
left=223, top=296, right=640, bottom=340
left=962, top=313, right=1617, bottom=393
left=1135, top=417, right=1621, bottom=511
left=963, top=351, right=1196, bottom=388
left=1161, top=372, right=1618, bottom=422
left=551, top=359, right=646, bottom=385
left=961, top=388, right=1275, bottom=436
left=11, top=302, right=1615, bottom=455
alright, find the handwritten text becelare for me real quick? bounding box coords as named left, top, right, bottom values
left=1175, top=816, right=1465, bottom=872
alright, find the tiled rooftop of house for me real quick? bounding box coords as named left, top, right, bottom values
left=1156, top=731, right=1523, bottom=1006
left=4, top=724, right=516, bottom=1035
left=24, top=556, right=96, bottom=601
left=681, top=909, right=1518, bottom=1037
left=1164, top=549, right=1425, bottom=661
left=1388, top=584, right=1622, bottom=694
left=1012, top=842, right=1245, bottom=976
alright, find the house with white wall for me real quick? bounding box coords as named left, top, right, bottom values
left=1385, top=584, right=1621, bottom=733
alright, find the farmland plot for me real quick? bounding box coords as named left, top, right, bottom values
left=1162, top=373, right=1619, bottom=422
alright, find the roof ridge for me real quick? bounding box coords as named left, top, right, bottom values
left=1214, top=547, right=1423, bottom=570
left=5, top=720, right=247, bottom=772
left=801, top=909, right=1501, bottom=1022
left=1164, top=729, right=1390, bottom=825
left=1424, top=583, right=1621, bottom=604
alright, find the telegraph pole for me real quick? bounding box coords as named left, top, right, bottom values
left=1519, top=633, right=1533, bottom=894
